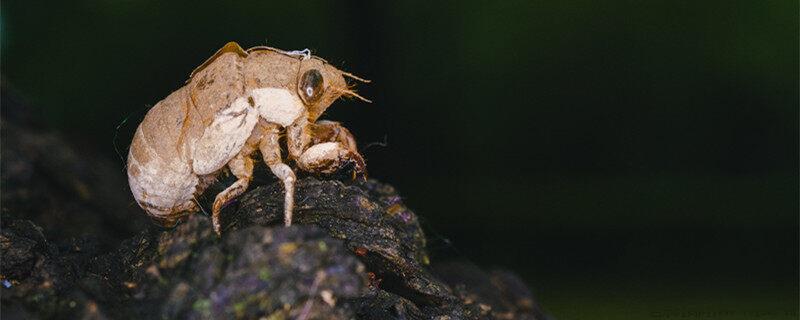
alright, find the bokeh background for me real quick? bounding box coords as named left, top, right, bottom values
left=2, top=1, right=797, bottom=318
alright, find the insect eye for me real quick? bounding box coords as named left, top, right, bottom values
left=299, top=69, right=324, bottom=104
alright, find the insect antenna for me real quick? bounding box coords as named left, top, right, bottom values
left=343, top=90, right=373, bottom=103
left=331, top=86, right=372, bottom=103
left=341, top=71, right=371, bottom=83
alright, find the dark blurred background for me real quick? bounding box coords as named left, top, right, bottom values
left=2, top=1, right=797, bottom=318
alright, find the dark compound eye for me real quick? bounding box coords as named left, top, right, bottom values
left=299, top=69, right=324, bottom=104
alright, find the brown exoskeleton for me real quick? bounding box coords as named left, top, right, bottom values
left=127, top=42, right=369, bottom=234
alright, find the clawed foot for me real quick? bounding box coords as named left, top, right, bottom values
left=339, top=153, right=368, bottom=181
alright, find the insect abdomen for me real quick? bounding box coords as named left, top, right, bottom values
left=127, top=87, right=200, bottom=219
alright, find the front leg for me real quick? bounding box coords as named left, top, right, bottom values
left=309, top=120, right=360, bottom=152
left=294, top=120, right=367, bottom=179
left=286, top=115, right=312, bottom=161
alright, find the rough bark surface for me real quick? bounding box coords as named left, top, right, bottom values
left=1, top=87, right=548, bottom=319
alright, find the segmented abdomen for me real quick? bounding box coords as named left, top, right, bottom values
left=127, top=87, right=200, bottom=220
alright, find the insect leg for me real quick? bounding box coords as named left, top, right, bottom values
left=286, top=116, right=311, bottom=160
left=310, top=120, right=366, bottom=178
left=296, top=121, right=366, bottom=179
left=211, top=153, right=254, bottom=235
left=259, top=123, right=297, bottom=226
left=310, top=120, right=359, bottom=152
